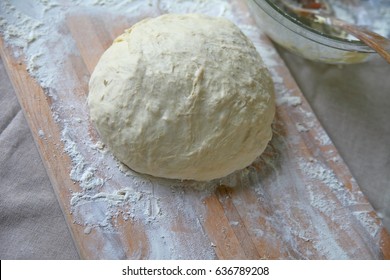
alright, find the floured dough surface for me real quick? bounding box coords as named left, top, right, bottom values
left=88, top=14, right=275, bottom=181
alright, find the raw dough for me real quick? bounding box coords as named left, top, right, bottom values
left=88, top=14, right=275, bottom=181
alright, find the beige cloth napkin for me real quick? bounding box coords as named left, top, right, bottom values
left=0, top=58, right=78, bottom=259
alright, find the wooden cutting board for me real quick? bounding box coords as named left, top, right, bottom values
left=1, top=0, right=389, bottom=259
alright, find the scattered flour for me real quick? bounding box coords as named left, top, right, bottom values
left=299, top=158, right=381, bottom=240
left=296, top=123, right=309, bottom=133
left=315, top=129, right=332, bottom=146
left=277, top=95, right=302, bottom=107
left=38, top=129, right=45, bottom=138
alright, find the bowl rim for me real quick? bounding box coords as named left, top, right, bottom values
left=251, top=0, right=375, bottom=53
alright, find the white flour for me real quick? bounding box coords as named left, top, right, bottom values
left=277, top=95, right=302, bottom=107
left=328, top=0, right=390, bottom=38
left=0, top=0, right=386, bottom=259
left=296, top=123, right=309, bottom=132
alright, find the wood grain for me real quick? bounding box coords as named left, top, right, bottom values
left=1, top=1, right=389, bottom=259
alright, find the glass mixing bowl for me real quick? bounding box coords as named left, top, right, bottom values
left=247, top=0, right=390, bottom=64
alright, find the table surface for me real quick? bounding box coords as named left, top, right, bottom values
left=1, top=22, right=390, bottom=260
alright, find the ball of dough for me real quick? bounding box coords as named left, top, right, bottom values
left=88, top=14, right=275, bottom=181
